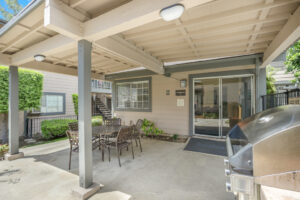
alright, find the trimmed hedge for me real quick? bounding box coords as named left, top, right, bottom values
left=0, top=66, right=43, bottom=113
left=41, top=119, right=77, bottom=139
left=41, top=116, right=103, bottom=139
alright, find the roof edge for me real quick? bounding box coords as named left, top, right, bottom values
left=0, top=0, right=44, bottom=36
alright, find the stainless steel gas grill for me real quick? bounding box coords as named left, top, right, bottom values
left=224, top=105, right=300, bottom=200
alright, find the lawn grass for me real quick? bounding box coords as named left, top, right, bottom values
left=22, top=137, right=68, bottom=148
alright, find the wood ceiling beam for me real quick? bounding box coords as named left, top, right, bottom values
left=11, top=34, right=75, bottom=65
left=0, top=53, right=11, bottom=66
left=94, top=35, right=164, bottom=74
left=262, top=6, right=300, bottom=67
left=246, top=0, right=274, bottom=53
left=21, top=61, right=103, bottom=79
left=1, top=20, right=44, bottom=53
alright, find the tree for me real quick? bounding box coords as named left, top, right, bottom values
left=266, top=65, right=277, bottom=94
left=285, top=39, right=300, bottom=84
left=0, top=0, right=23, bottom=21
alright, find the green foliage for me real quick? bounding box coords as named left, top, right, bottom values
left=141, top=118, right=163, bottom=136
left=266, top=65, right=277, bottom=94
left=0, top=66, right=43, bottom=113
left=72, top=94, right=78, bottom=116
left=92, top=115, right=103, bottom=126
left=0, top=0, right=23, bottom=21
left=172, top=134, right=178, bottom=141
left=41, top=119, right=77, bottom=139
left=203, top=112, right=218, bottom=119
left=41, top=116, right=103, bottom=139
left=285, top=40, right=300, bottom=84
left=0, top=144, right=9, bottom=152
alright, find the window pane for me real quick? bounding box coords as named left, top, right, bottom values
left=116, top=79, right=151, bottom=110
left=40, top=94, right=64, bottom=114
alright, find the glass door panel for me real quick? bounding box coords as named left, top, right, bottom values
left=194, top=78, right=220, bottom=136
left=221, top=77, right=252, bottom=136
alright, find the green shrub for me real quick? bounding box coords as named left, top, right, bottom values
left=41, top=116, right=103, bottom=139
left=142, top=118, right=163, bottom=136
left=92, top=116, right=103, bottom=126
left=0, top=66, right=43, bottom=113
left=72, top=94, right=78, bottom=116
left=41, top=119, right=77, bottom=139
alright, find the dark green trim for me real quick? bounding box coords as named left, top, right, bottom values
left=113, top=77, right=152, bottom=112
left=165, top=54, right=263, bottom=74
left=188, top=69, right=256, bottom=136
left=105, top=70, right=156, bottom=80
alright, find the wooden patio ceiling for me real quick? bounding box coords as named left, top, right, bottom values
left=0, top=0, right=299, bottom=78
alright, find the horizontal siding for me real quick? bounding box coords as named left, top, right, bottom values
left=40, top=71, right=78, bottom=116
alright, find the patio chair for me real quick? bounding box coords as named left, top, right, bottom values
left=104, top=126, right=135, bottom=167
left=132, top=119, right=143, bottom=152
left=104, top=118, right=121, bottom=126
left=66, top=122, right=79, bottom=170
left=66, top=122, right=100, bottom=170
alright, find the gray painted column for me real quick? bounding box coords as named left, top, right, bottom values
left=78, top=40, right=93, bottom=188
left=255, top=58, right=266, bottom=113
left=8, top=66, right=19, bottom=155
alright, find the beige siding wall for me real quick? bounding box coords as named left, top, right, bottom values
left=40, top=71, right=78, bottom=115
left=115, top=65, right=255, bottom=136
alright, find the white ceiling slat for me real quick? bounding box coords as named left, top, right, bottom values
left=21, top=61, right=103, bottom=79
left=124, top=0, right=297, bottom=40
left=262, top=5, right=300, bottom=67
left=246, top=0, right=274, bottom=53
left=175, top=19, right=200, bottom=57
left=1, top=20, right=44, bottom=53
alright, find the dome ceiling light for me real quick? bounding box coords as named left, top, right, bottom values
left=160, top=4, right=185, bottom=22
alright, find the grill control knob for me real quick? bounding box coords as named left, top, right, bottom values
left=225, top=169, right=231, bottom=176
left=224, top=159, right=229, bottom=166
left=225, top=182, right=231, bottom=192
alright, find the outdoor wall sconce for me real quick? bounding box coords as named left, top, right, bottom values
left=34, top=54, right=46, bottom=62
left=180, top=79, right=187, bottom=88
left=160, top=4, right=185, bottom=21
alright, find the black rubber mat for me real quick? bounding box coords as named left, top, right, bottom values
left=184, top=138, right=227, bottom=156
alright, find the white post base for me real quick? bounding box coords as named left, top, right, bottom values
left=72, top=183, right=103, bottom=200
left=5, top=152, right=24, bottom=161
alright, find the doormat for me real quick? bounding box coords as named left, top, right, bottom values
left=184, top=138, right=227, bottom=156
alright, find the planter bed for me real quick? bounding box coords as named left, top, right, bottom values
left=141, top=133, right=188, bottom=143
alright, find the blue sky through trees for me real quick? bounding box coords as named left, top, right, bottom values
left=0, top=0, right=31, bottom=20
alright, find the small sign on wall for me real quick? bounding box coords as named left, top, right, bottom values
left=176, top=90, right=186, bottom=96
left=177, top=99, right=184, bottom=107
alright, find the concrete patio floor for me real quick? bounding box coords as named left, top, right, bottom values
left=0, top=138, right=234, bottom=200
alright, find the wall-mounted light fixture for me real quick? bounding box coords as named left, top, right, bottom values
left=160, top=4, right=185, bottom=22
left=180, top=79, right=187, bottom=88
left=34, top=54, right=46, bottom=62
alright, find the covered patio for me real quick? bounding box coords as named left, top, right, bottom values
left=0, top=138, right=233, bottom=200
left=1, top=0, right=300, bottom=199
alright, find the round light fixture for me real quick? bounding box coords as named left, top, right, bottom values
left=34, top=54, right=46, bottom=62
left=160, top=4, right=184, bottom=22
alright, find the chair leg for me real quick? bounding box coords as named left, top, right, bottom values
left=102, top=145, right=104, bottom=162
left=131, top=141, right=135, bottom=159
left=135, top=138, right=138, bottom=147
left=138, top=137, right=142, bottom=152
left=127, top=146, right=129, bottom=151
left=69, top=145, right=72, bottom=170
left=108, top=147, right=111, bottom=162
left=117, top=147, right=121, bottom=167
left=120, top=148, right=122, bottom=155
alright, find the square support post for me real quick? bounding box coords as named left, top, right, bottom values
left=8, top=66, right=20, bottom=155
left=78, top=40, right=93, bottom=188
left=255, top=58, right=266, bottom=113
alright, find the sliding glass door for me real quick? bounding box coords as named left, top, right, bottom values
left=193, top=75, right=253, bottom=137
